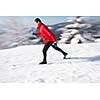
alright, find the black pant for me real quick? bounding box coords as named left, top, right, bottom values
left=42, top=42, right=66, bottom=62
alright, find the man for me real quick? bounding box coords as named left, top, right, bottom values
left=34, top=18, right=68, bottom=64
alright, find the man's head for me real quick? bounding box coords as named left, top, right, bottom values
left=34, top=18, right=42, bottom=23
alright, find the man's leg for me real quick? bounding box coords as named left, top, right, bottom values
left=52, top=42, right=68, bottom=59
left=40, top=42, right=53, bottom=64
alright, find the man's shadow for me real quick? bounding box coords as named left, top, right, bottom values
left=65, top=55, right=100, bottom=62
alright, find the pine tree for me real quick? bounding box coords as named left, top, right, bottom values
left=59, top=16, right=92, bottom=44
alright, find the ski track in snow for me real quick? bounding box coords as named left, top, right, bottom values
left=0, top=43, right=100, bottom=83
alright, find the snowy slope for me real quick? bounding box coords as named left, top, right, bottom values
left=0, top=43, right=100, bottom=83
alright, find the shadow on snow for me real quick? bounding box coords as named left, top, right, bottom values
left=65, top=55, right=100, bottom=62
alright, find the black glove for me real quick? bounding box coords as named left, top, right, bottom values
left=32, top=32, right=36, bottom=35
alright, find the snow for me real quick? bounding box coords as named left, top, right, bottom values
left=70, top=34, right=86, bottom=44
left=61, top=29, right=79, bottom=36
left=48, top=27, right=53, bottom=30
left=58, top=38, right=67, bottom=43
left=0, top=43, right=100, bottom=83
left=71, top=38, right=80, bottom=44
left=95, top=38, right=100, bottom=42
left=65, top=23, right=88, bottom=28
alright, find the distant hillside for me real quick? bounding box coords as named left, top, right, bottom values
left=0, top=16, right=100, bottom=49
left=49, top=17, right=100, bottom=44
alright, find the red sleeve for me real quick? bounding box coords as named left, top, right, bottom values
left=36, top=32, right=41, bottom=36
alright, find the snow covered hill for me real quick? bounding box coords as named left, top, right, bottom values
left=0, top=43, right=100, bottom=83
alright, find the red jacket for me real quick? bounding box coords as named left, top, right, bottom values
left=36, top=22, right=56, bottom=42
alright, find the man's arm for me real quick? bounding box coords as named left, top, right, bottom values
left=36, top=32, right=41, bottom=36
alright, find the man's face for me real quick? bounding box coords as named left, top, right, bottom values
left=34, top=21, right=38, bottom=28
left=35, top=21, right=40, bottom=28
left=36, top=22, right=39, bottom=28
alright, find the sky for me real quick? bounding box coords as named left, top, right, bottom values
left=18, top=16, right=74, bottom=25
left=0, top=16, right=100, bottom=27
left=0, top=16, right=74, bottom=28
